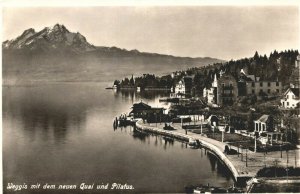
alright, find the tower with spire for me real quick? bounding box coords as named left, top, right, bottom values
left=212, top=73, right=218, bottom=88
left=203, top=73, right=218, bottom=105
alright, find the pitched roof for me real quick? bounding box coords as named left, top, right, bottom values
left=290, top=88, right=300, bottom=97
left=256, top=114, right=270, bottom=123
left=131, top=102, right=151, bottom=110
left=284, top=88, right=300, bottom=97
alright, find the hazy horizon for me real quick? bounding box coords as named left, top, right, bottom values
left=3, top=6, right=299, bottom=60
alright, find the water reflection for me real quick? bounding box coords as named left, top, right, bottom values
left=3, top=83, right=234, bottom=193
left=114, top=126, right=186, bottom=150
left=207, top=151, right=234, bottom=180
left=3, top=85, right=88, bottom=144
left=114, top=126, right=235, bottom=182
left=115, top=89, right=170, bottom=100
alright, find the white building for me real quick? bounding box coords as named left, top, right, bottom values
left=175, top=80, right=185, bottom=95
left=254, top=114, right=273, bottom=134
left=171, top=76, right=193, bottom=98
left=280, top=88, right=300, bottom=109
left=203, top=74, right=218, bottom=104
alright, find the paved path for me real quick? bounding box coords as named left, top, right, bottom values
left=143, top=122, right=299, bottom=178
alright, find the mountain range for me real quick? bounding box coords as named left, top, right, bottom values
left=3, top=24, right=225, bottom=84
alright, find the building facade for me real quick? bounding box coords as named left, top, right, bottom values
left=280, top=88, right=300, bottom=109
left=203, top=74, right=218, bottom=105
left=245, top=80, right=282, bottom=96
left=254, top=114, right=273, bottom=134
left=217, top=74, right=238, bottom=106
left=129, top=102, right=165, bottom=120
left=173, top=76, right=193, bottom=98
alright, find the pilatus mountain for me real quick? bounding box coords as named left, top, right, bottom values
left=3, top=24, right=224, bottom=84
left=3, top=24, right=96, bottom=53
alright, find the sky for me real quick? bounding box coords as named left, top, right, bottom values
left=2, top=6, right=299, bottom=60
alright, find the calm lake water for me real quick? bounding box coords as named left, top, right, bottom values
left=3, top=82, right=234, bottom=193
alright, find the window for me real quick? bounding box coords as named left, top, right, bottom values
left=268, top=89, right=270, bottom=94
left=252, top=89, right=255, bottom=94
left=252, top=82, right=255, bottom=87
left=260, top=82, right=263, bottom=87
left=287, top=102, right=289, bottom=106
left=276, top=89, right=279, bottom=93
left=268, top=82, right=271, bottom=87
left=276, top=82, right=279, bottom=86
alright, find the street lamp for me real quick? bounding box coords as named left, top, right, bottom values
left=155, top=113, right=157, bottom=127
left=246, top=148, right=248, bottom=167
left=241, top=147, right=243, bottom=161
left=286, top=168, right=289, bottom=183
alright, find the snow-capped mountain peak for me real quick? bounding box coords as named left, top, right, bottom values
left=3, top=23, right=96, bottom=53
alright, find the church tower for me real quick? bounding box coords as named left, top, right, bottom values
left=212, top=74, right=218, bottom=88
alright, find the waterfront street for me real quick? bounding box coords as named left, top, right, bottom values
left=141, top=121, right=299, bottom=180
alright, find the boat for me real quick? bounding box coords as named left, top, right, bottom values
left=193, top=184, right=227, bottom=193
left=159, top=97, right=179, bottom=103
left=106, top=85, right=118, bottom=90
left=186, top=183, right=243, bottom=194
left=188, top=138, right=200, bottom=149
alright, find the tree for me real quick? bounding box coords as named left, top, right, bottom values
left=254, top=51, right=260, bottom=61
left=113, top=80, right=120, bottom=86
left=129, top=75, right=134, bottom=86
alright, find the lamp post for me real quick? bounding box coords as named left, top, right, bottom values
left=280, top=144, right=282, bottom=158
left=221, top=130, right=224, bottom=143
left=160, top=112, right=161, bottom=125
left=264, top=151, right=266, bottom=168
left=295, top=149, right=297, bottom=167
left=254, top=136, right=257, bottom=153
left=286, top=168, right=289, bottom=183
left=273, top=159, right=279, bottom=177
left=241, top=147, right=243, bottom=161
left=286, top=149, right=289, bottom=167
left=246, top=148, right=248, bottom=167
left=201, top=117, right=203, bottom=135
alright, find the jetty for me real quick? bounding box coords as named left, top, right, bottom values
left=135, top=120, right=299, bottom=186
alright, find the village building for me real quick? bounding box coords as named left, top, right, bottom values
left=254, top=115, right=274, bottom=134
left=253, top=115, right=285, bottom=145
left=217, top=73, right=238, bottom=106
left=238, top=69, right=282, bottom=97
left=203, top=74, right=218, bottom=105
left=245, top=79, right=282, bottom=97
left=171, top=76, right=193, bottom=98
left=129, top=102, right=165, bottom=121
left=280, top=88, right=300, bottom=109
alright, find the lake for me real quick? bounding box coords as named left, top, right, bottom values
left=3, top=82, right=234, bottom=193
